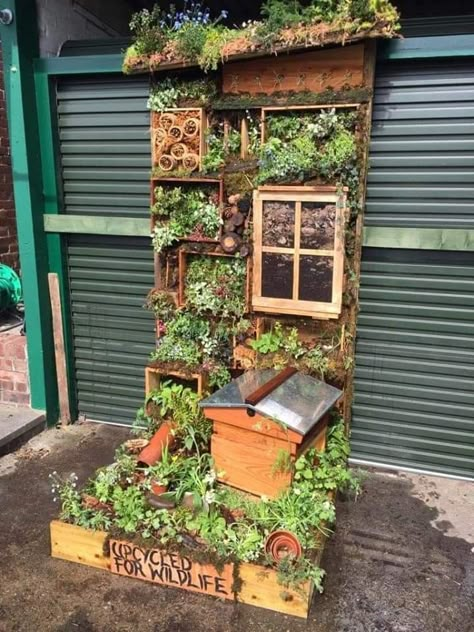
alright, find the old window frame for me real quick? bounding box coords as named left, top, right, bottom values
left=252, top=185, right=347, bottom=319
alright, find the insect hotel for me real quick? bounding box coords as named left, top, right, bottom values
left=201, top=368, right=342, bottom=497
left=49, top=0, right=401, bottom=621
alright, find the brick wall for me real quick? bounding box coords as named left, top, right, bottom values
left=0, top=44, right=29, bottom=406
left=0, top=328, right=29, bottom=405
left=0, top=44, right=18, bottom=271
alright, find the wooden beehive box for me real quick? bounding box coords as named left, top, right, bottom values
left=200, top=367, right=342, bottom=498
left=151, top=108, right=207, bottom=173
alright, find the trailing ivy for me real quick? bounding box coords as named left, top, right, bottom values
left=151, top=186, right=222, bottom=252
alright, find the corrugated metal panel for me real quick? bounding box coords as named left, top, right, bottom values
left=355, top=53, right=474, bottom=479
left=57, top=76, right=155, bottom=426
left=66, top=236, right=155, bottom=426
left=57, top=76, right=150, bottom=218
left=367, top=58, right=474, bottom=228
left=352, top=250, right=474, bottom=479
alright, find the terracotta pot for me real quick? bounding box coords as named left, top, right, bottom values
left=150, top=481, right=168, bottom=496
left=265, top=530, right=302, bottom=562
left=137, top=422, right=175, bottom=467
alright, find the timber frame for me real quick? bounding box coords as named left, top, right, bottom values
left=252, top=186, right=347, bottom=319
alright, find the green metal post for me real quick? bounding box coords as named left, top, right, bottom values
left=0, top=0, right=58, bottom=421
left=35, top=71, right=78, bottom=421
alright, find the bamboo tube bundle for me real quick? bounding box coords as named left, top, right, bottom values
left=169, top=125, right=184, bottom=142
left=184, top=117, right=200, bottom=138
left=159, top=155, right=175, bottom=171
left=170, top=142, right=188, bottom=161
left=182, top=153, right=199, bottom=171
left=159, top=112, right=176, bottom=130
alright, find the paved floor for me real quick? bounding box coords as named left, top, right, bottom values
left=0, top=423, right=472, bottom=632
left=0, top=404, right=45, bottom=455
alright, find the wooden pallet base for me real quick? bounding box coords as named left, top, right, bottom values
left=50, top=520, right=322, bottom=618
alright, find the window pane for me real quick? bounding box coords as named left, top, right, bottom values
left=262, top=201, right=295, bottom=248
left=262, top=253, right=293, bottom=299
left=300, top=203, right=336, bottom=250
left=298, top=256, right=333, bottom=303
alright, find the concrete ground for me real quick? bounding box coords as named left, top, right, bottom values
left=0, top=423, right=472, bottom=632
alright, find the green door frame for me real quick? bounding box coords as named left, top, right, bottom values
left=0, top=0, right=58, bottom=420
left=1, top=0, right=472, bottom=424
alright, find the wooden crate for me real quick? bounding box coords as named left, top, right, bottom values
left=261, top=104, right=359, bottom=144
left=222, top=44, right=365, bottom=95
left=145, top=365, right=208, bottom=397
left=149, top=175, right=224, bottom=240
left=206, top=409, right=328, bottom=498
left=151, top=108, right=207, bottom=173
left=50, top=520, right=321, bottom=618
left=177, top=249, right=252, bottom=312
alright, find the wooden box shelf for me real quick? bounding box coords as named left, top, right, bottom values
left=145, top=365, right=208, bottom=397
left=151, top=108, right=207, bottom=173
left=50, top=520, right=322, bottom=618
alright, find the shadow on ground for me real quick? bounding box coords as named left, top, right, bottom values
left=0, top=424, right=472, bottom=632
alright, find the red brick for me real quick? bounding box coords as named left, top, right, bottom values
left=1, top=390, right=30, bottom=405
left=0, top=378, right=14, bottom=391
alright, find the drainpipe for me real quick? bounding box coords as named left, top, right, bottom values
left=0, top=0, right=59, bottom=422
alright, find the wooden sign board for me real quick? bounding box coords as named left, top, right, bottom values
left=109, top=539, right=234, bottom=600
left=222, top=44, right=364, bottom=95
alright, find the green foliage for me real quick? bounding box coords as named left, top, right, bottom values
left=129, top=6, right=166, bottom=56
left=125, top=1, right=399, bottom=71
left=49, top=472, right=112, bottom=531
left=184, top=255, right=247, bottom=318
left=276, top=555, right=326, bottom=596
left=257, top=108, right=358, bottom=185
left=198, top=27, right=236, bottom=72
left=294, top=418, right=360, bottom=495
left=175, top=22, right=208, bottom=60
left=151, top=186, right=222, bottom=252
left=148, top=78, right=217, bottom=112
left=202, top=132, right=225, bottom=173
left=145, top=289, right=176, bottom=322
left=146, top=381, right=212, bottom=454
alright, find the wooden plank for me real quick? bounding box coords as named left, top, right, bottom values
left=212, top=434, right=292, bottom=498
left=238, top=562, right=311, bottom=618
left=213, top=421, right=297, bottom=456
left=240, top=116, right=249, bottom=159
left=50, top=520, right=109, bottom=570
left=50, top=520, right=319, bottom=618
left=223, top=45, right=364, bottom=95
left=203, top=408, right=304, bottom=444
left=110, top=540, right=234, bottom=600
left=48, top=273, right=71, bottom=426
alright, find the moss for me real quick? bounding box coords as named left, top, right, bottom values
left=213, top=87, right=373, bottom=110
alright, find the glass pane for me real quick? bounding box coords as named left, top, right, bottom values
left=201, top=368, right=342, bottom=437
left=298, top=256, right=333, bottom=303
left=262, top=201, right=295, bottom=248
left=262, top=253, right=293, bottom=299
left=300, top=203, right=336, bottom=250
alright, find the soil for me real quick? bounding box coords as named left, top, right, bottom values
left=0, top=423, right=472, bottom=632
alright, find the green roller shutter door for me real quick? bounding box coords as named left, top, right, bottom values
left=57, top=76, right=155, bottom=426
left=352, top=58, right=474, bottom=479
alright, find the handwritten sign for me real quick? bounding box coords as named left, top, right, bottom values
left=109, top=540, right=234, bottom=600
